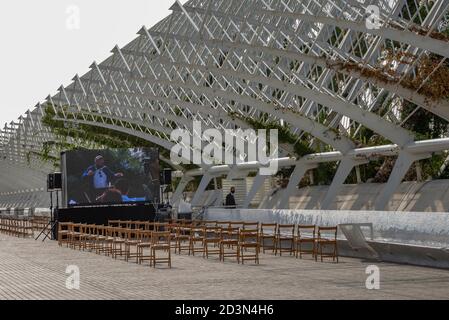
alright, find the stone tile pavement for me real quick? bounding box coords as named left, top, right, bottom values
left=1, top=234, right=449, bottom=300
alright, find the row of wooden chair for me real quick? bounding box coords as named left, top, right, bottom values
left=0, top=216, right=34, bottom=238
left=108, top=219, right=337, bottom=263
left=184, top=220, right=339, bottom=262
left=57, top=220, right=262, bottom=267
left=56, top=219, right=338, bottom=267
left=58, top=222, right=172, bottom=268
left=176, top=224, right=260, bottom=264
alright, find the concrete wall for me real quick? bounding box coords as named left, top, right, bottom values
left=261, top=179, right=449, bottom=212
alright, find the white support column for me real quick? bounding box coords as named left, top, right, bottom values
left=415, top=162, right=423, bottom=182
left=309, top=170, right=314, bottom=185
left=191, top=173, right=217, bottom=207
left=243, top=173, right=269, bottom=208
left=172, top=175, right=194, bottom=206
left=356, top=165, right=362, bottom=184
left=277, top=161, right=317, bottom=209
left=321, top=157, right=369, bottom=210
left=374, top=151, right=431, bottom=211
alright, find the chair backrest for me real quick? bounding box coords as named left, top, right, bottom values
left=142, top=222, right=153, bottom=231
left=108, top=220, right=120, bottom=227
left=79, top=224, right=87, bottom=234
left=58, top=222, right=72, bottom=231
left=138, top=229, right=152, bottom=242
left=191, top=219, right=203, bottom=227
left=318, top=226, right=338, bottom=240
left=202, top=220, right=218, bottom=227
left=151, top=231, right=170, bottom=245
left=229, top=221, right=244, bottom=229
left=216, top=221, right=231, bottom=228
left=85, top=224, right=96, bottom=235
left=221, top=227, right=240, bottom=240
left=277, top=224, right=295, bottom=237
left=168, top=221, right=179, bottom=231
left=127, top=221, right=139, bottom=229
left=242, top=222, right=259, bottom=230
left=297, top=225, right=316, bottom=239
left=260, top=223, right=278, bottom=235
left=134, top=221, right=147, bottom=230
left=154, top=222, right=169, bottom=232
left=174, top=218, right=189, bottom=225
left=115, top=227, right=127, bottom=238
left=190, top=224, right=206, bottom=235
left=239, top=229, right=259, bottom=243
left=106, top=226, right=117, bottom=237
left=123, top=228, right=136, bottom=240
left=205, top=226, right=222, bottom=239
left=95, top=225, right=105, bottom=236
left=72, top=223, right=82, bottom=233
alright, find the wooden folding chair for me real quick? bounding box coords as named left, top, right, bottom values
left=220, top=227, right=240, bottom=263
left=71, top=224, right=87, bottom=250
left=58, top=222, right=72, bottom=247
left=83, top=224, right=98, bottom=251
left=260, top=223, right=277, bottom=254
left=203, top=227, right=222, bottom=259
left=137, top=230, right=153, bottom=265
left=239, top=229, right=260, bottom=264
left=173, top=225, right=191, bottom=254
left=111, top=227, right=127, bottom=259
left=316, top=226, right=339, bottom=263
left=95, top=225, right=113, bottom=256
left=189, top=225, right=206, bottom=256
left=295, top=225, right=316, bottom=259
left=275, top=224, right=295, bottom=256
left=125, top=228, right=141, bottom=263
left=150, top=231, right=172, bottom=268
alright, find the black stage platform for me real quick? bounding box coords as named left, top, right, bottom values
left=56, top=203, right=156, bottom=226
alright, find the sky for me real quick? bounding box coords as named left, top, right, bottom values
left=0, top=0, right=175, bottom=126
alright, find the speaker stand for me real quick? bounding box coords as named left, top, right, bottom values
left=35, top=190, right=59, bottom=242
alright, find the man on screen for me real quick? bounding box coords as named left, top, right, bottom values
left=82, top=155, right=124, bottom=202
left=82, top=155, right=124, bottom=188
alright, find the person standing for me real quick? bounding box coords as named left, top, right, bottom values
left=225, top=186, right=237, bottom=209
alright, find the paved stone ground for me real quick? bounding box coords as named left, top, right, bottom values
left=1, top=234, right=449, bottom=300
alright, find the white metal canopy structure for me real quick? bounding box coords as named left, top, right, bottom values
left=1, top=0, right=449, bottom=210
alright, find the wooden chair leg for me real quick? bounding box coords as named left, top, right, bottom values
left=237, top=246, right=240, bottom=264
left=290, top=240, right=294, bottom=256
left=168, top=248, right=172, bottom=268
left=320, top=245, right=323, bottom=262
